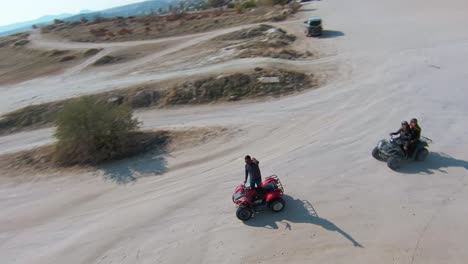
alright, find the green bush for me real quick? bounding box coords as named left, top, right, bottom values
left=54, top=96, right=139, bottom=165
left=93, top=55, right=118, bottom=66
left=289, top=2, right=302, bottom=12
left=234, top=3, right=244, bottom=13
left=207, top=0, right=224, bottom=8
left=258, top=0, right=287, bottom=6
left=242, top=1, right=257, bottom=9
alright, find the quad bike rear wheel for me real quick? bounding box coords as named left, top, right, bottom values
left=270, top=197, right=285, bottom=212
left=416, top=148, right=429, bottom=161
left=236, top=206, right=253, bottom=221
left=372, top=147, right=384, bottom=161
left=387, top=156, right=402, bottom=170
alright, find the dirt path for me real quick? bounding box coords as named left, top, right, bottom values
left=1, top=1, right=468, bottom=264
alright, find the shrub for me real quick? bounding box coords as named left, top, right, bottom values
left=93, top=55, right=118, bottom=66
left=268, top=0, right=288, bottom=5
left=208, top=0, right=224, bottom=8
left=90, top=27, right=108, bottom=37
left=271, top=14, right=287, bottom=22
left=84, top=48, right=101, bottom=56
left=93, top=16, right=105, bottom=23
left=242, top=1, right=257, bottom=9
left=165, top=13, right=186, bottom=21
left=59, top=55, right=76, bottom=62
left=235, top=3, right=244, bottom=13
left=54, top=97, right=139, bottom=165
left=118, top=28, right=133, bottom=35
left=258, top=0, right=274, bottom=6
left=259, top=0, right=287, bottom=6
left=13, top=39, right=29, bottom=47
left=289, top=2, right=302, bottom=13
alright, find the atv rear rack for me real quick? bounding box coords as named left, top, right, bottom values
left=266, top=175, right=284, bottom=193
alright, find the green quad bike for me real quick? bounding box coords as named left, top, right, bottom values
left=372, top=136, right=432, bottom=170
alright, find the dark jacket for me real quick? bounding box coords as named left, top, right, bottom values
left=391, top=128, right=412, bottom=141
left=245, top=159, right=261, bottom=180
left=410, top=127, right=421, bottom=143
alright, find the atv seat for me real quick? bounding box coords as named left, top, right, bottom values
left=255, top=187, right=267, bottom=197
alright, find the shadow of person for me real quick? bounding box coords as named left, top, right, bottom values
left=398, top=152, right=468, bottom=175
left=319, top=30, right=345, bottom=39
left=244, top=196, right=363, bottom=247
left=310, top=216, right=363, bottom=248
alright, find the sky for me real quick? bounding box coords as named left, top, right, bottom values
left=0, top=0, right=147, bottom=26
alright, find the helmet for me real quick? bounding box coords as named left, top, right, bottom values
left=410, top=118, right=418, bottom=124
left=401, top=121, right=409, bottom=126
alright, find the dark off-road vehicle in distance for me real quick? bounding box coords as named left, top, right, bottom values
left=372, top=136, right=432, bottom=170
left=304, top=16, right=323, bottom=37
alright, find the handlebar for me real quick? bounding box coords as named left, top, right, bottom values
left=421, top=136, right=433, bottom=144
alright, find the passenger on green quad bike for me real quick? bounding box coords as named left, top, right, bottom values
left=390, top=121, right=412, bottom=158
left=409, top=118, right=421, bottom=140
left=409, top=118, right=422, bottom=153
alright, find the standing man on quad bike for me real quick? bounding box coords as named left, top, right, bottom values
left=390, top=121, right=412, bottom=158
left=244, top=155, right=262, bottom=188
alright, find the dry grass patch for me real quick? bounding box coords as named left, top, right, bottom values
left=0, top=34, right=95, bottom=85
left=0, top=69, right=316, bottom=135
left=0, top=127, right=228, bottom=177
left=213, top=25, right=313, bottom=60
left=41, top=5, right=300, bottom=43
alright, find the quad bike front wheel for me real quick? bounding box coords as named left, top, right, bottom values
left=270, top=197, right=286, bottom=212
left=387, top=156, right=402, bottom=170
left=372, top=147, right=384, bottom=161
left=236, top=206, right=253, bottom=221
left=416, top=148, right=429, bottom=161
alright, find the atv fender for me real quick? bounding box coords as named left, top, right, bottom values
left=236, top=196, right=252, bottom=206
left=265, top=190, right=282, bottom=202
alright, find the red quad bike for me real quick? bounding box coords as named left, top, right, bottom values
left=232, top=175, right=285, bottom=221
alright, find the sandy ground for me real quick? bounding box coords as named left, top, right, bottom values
left=1, top=0, right=468, bottom=263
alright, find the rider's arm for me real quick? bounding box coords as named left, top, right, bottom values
left=245, top=167, right=248, bottom=183
left=390, top=128, right=401, bottom=136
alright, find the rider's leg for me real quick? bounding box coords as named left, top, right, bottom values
left=254, top=178, right=262, bottom=189
left=249, top=178, right=256, bottom=188
left=403, top=142, right=410, bottom=158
